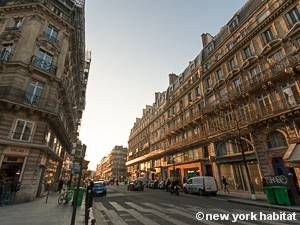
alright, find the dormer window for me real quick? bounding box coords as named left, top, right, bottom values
left=229, top=17, right=239, bottom=32
left=206, top=42, right=214, bottom=54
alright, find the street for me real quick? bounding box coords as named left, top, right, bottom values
left=94, top=185, right=300, bottom=225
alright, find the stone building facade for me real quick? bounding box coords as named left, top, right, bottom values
left=96, top=146, right=128, bottom=182
left=0, top=0, right=89, bottom=202
left=127, top=0, right=300, bottom=194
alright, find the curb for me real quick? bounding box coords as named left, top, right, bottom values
left=227, top=199, right=300, bottom=213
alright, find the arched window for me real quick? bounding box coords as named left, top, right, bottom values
left=267, top=131, right=287, bottom=149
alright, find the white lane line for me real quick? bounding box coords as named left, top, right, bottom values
left=90, top=204, right=109, bottom=225
left=110, top=202, right=160, bottom=225
left=95, top=202, right=128, bottom=225
left=125, top=202, right=194, bottom=225
left=143, top=202, right=222, bottom=225
left=110, top=202, right=127, bottom=211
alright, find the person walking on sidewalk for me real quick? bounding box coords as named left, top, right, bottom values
left=222, top=176, right=230, bottom=194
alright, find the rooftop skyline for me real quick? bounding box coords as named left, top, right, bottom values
left=81, top=0, right=246, bottom=170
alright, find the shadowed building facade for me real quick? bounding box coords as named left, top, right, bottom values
left=0, top=0, right=90, bottom=202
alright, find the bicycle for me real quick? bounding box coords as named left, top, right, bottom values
left=58, top=188, right=73, bottom=205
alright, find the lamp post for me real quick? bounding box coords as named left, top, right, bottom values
left=70, top=142, right=85, bottom=225
left=230, top=103, right=256, bottom=200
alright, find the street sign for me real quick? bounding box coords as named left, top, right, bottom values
left=72, top=162, right=81, bottom=174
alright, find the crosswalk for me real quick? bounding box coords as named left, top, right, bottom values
left=93, top=201, right=300, bottom=225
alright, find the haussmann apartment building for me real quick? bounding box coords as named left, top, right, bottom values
left=126, top=0, right=300, bottom=195
left=0, top=0, right=90, bottom=202
left=96, top=146, right=128, bottom=182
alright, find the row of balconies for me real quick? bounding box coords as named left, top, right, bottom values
left=129, top=0, right=297, bottom=143
left=152, top=52, right=300, bottom=139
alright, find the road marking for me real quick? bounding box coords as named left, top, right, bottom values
left=110, top=202, right=127, bottom=211
left=143, top=202, right=223, bottom=225
left=95, top=202, right=128, bottom=225
left=126, top=202, right=192, bottom=225
left=110, top=202, right=160, bottom=225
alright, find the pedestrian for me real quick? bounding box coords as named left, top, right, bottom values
left=57, top=179, right=64, bottom=193
left=222, top=176, right=230, bottom=194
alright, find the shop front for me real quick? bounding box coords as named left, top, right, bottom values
left=218, top=160, right=263, bottom=193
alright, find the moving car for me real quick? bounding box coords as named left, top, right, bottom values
left=127, top=180, right=144, bottom=191
left=184, top=176, right=217, bottom=196
left=92, top=181, right=107, bottom=196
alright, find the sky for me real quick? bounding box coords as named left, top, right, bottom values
left=81, top=0, right=246, bottom=170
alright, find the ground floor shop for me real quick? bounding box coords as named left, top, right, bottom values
left=0, top=144, right=63, bottom=203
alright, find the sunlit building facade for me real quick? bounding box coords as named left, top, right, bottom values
left=127, top=0, right=300, bottom=194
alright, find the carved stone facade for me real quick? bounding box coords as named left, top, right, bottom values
left=0, top=0, right=89, bottom=203
left=127, top=0, right=300, bottom=194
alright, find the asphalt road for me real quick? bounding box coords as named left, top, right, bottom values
left=93, top=185, right=299, bottom=225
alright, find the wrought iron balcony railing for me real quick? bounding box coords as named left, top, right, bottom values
left=32, top=56, right=57, bottom=75
left=0, top=49, right=11, bottom=62
left=43, top=32, right=59, bottom=45
left=0, top=86, right=59, bottom=114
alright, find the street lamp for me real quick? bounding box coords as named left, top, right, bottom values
left=230, top=103, right=256, bottom=200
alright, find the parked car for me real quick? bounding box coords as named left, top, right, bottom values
left=184, top=176, right=218, bottom=196
left=92, top=181, right=107, bottom=197
left=127, top=180, right=144, bottom=191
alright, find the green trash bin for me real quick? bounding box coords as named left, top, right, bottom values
left=272, top=186, right=291, bottom=206
left=263, top=186, right=277, bottom=204
left=74, top=187, right=85, bottom=207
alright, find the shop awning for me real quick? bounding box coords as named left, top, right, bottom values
left=283, top=143, right=300, bottom=162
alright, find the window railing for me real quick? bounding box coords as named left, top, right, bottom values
left=0, top=86, right=58, bottom=114
left=43, top=32, right=59, bottom=45
left=32, top=56, right=57, bottom=75
left=0, top=49, right=11, bottom=61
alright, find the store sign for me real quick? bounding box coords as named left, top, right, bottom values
left=263, top=175, right=288, bottom=186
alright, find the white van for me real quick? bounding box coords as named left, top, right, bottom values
left=184, top=176, right=218, bottom=196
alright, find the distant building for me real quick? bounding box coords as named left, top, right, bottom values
left=127, top=0, right=300, bottom=194
left=96, top=146, right=128, bottom=181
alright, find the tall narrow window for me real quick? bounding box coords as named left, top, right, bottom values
left=35, top=49, right=54, bottom=71
left=45, top=25, right=58, bottom=42
left=282, top=82, right=299, bottom=106
left=285, top=6, right=300, bottom=27
left=243, top=45, right=253, bottom=59
left=248, top=66, right=261, bottom=83
left=215, top=68, right=223, bottom=81
left=25, top=81, right=44, bottom=105
left=0, top=43, right=12, bottom=61
left=12, top=119, right=34, bottom=141
left=228, top=57, right=236, bottom=71
left=262, top=28, right=274, bottom=44
left=257, top=94, right=272, bottom=114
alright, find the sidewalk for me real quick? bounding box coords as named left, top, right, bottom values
left=216, top=190, right=300, bottom=212
left=0, top=192, right=85, bottom=225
